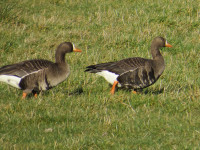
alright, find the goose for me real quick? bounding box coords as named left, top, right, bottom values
left=0, top=42, right=82, bottom=98
left=85, top=37, right=172, bottom=94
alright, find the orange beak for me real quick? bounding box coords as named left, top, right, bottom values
left=73, top=48, right=82, bottom=52
left=165, top=43, right=172, bottom=47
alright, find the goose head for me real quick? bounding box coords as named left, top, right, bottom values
left=55, top=42, right=82, bottom=63
left=151, top=37, right=172, bottom=49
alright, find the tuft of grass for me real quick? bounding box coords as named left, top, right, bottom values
left=0, top=0, right=200, bottom=149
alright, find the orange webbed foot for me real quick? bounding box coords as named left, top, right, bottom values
left=132, top=90, right=137, bottom=94
left=34, top=93, right=38, bottom=98
left=110, top=81, right=118, bottom=95
left=22, top=92, right=27, bottom=99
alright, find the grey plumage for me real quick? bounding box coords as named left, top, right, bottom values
left=0, top=42, right=81, bottom=98
left=85, top=37, right=172, bottom=93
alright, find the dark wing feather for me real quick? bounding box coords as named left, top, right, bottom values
left=117, top=65, right=157, bottom=89
left=85, top=57, right=147, bottom=75
left=0, top=59, right=54, bottom=77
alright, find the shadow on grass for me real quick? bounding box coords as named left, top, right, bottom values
left=68, top=87, right=84, bottom=96
left=115, top=86, right=164, bottom=95
left=143, top=88, right=164, bottom=95
left=20, top=87, right=84, bottom=99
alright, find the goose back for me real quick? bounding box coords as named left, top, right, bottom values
left=0, top=59, right=53, bottom=77
left=85, top=57, right=147, bottom=75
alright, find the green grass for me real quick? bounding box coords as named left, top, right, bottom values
left=0, top=0, right=200, bottom=149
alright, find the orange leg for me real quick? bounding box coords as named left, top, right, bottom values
left=132, top=90, right=137, bottom=94
left=110, top=81, right=119, bottom=95
left=22, top=92, right=27, bottom=99
left=34, top=93, right=38, bottom=98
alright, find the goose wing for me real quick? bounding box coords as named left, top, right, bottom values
left=85, top=57, right=147, bottom=75
left=0, top=59, right=54, bottom=78
left=116, top=58, right=158, bottom=89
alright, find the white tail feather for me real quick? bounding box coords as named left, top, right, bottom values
left=96, top=70, right=121, bottom=87
left=0, top=75, right=21, bottom=89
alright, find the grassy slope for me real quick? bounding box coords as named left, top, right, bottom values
left=0, top=0, right=200, bottom=149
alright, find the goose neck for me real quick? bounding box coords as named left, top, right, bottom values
left=151, top=46, right=162, bottom=60
left=55, top=51, right=66, bottom=64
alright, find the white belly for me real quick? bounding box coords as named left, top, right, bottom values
left=0, top=75, right=21, bottom=89
left=96, top=70, right=121, bottom=87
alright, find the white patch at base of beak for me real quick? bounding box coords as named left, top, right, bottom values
left=72, top=43, right=75, bottom=50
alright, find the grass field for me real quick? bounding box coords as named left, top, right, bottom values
left=0, top=0, right=200, bottom=149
